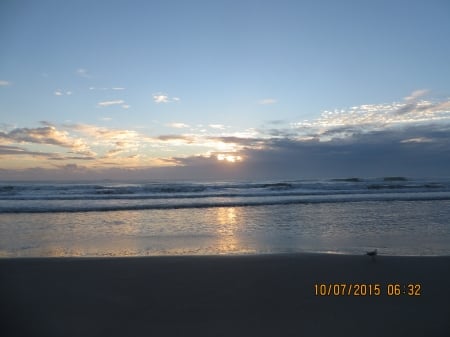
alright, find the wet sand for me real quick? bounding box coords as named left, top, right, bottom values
left=1, top=254, right=449, bottom=337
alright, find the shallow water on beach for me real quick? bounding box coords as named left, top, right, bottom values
left=1, top=196, right=449, bottom=257
left=1, top=178, right=450, bottom=257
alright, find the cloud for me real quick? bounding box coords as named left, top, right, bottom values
left=0, top=123, right=17, bottom=132
left=400, top=137, right=433, bottom=144
left=39, top=121, right=54, bottom=127
left=153, top=93, right=180, bottom=103
left=0, top=145, right=54, bottom=156
left=97, top=100, right=125, bottom=107
left=153, top=94, right=169, bottom=103
left=0, top=80, right=11, bottom=86
left=405, top=89, right=428, bottom=101
left=266, top=120, right=287, bottom=125
left=289, top=90, right=450, bottom=141
left=90, top=87, right=125, bottom=91
left=2, top=122, right=449, bottom=180
left=155, top=114, right=450, bottom=180
left=0, top=125, right=94, bottom=157
left=209, top=124, right=225, bottom=129
left=207, top=136, right=262, bottom=147
left=395, top=91, right=428, bottom=115
left=222, top=124, right=450, bottom=179
left=2, top=90, right=450, bottom=179
left=167, top=122, right=190, bottom=128
left=157, top=135, right=195, bottom=143
left=49, top=156, right=95, bottom=161
left=76, top=68, right=91, bottom=78
left=0, top=145, right=96, bottom=163
left=1, top=122, right=185, bottom=171
left=104, top=148, right=124, bottom=158
left=0, top=126, right=70, bottom=147
left=65, top=124, right=143, bottom=157
left=259, top=98, right=277, bottom=105
left=67, top=124, right=140, bottom=142
left=263, top=128, right=298, bottom=138
left=54, top=90, right=72, bottom=96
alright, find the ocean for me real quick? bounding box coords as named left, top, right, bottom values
left=1, top=177, right=449, bottom=257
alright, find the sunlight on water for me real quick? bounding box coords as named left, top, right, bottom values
left=215, top=207, right=240, bottom=253
left=1, top=198, right=450, bottom=257
left=213, top=207, right=257, bottom=254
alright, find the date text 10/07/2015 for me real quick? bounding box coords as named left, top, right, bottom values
left=314, top=283, right=421, bottom=296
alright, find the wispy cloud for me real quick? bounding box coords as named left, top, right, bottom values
left=0, top=145, right=94, bottom=162
left=400, top=137, right=433, bottom=144
left=0, top=145, right=53, bottom=156
left=395, top=89, right=430, bottom=115
left=68, top=124, right=140, bottom=140
left=0, top=80, right=11, bottom=86
left=54, top=90, right=72, bottom=96
left=89, top=87, right=125, bottom=91
left=157, top=135, right=195, bottom=143
left=259, top=98, right=277, bottom=105
left=405, top=89, right=429, bottom=101
left=167, top=122, right=190, bottom=128
left=76, top=68, right=91, bottom=78
left=209, top=124, right=225, bottom=130
left=153, top=93, right=180, bottom=104
left=97, top=100, right=125, bottom=107
left=207, top=136, right=261, bottom=147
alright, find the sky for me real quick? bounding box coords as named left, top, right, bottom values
left=1, top=0, right=450, bottom=180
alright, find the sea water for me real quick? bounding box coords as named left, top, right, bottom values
left=1, top=177, right=449, bottom=257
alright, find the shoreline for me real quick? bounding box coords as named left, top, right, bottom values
left=2, top=250, right=450, bottom=259
left=1, top=253, right=449, bottom=336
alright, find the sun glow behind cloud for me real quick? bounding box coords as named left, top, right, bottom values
left=217, top=154, right=243, bottom=163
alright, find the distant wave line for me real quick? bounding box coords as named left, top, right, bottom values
left=1, top=187, right=449, bottom=201
left=1, top=194, right=449, bottom=214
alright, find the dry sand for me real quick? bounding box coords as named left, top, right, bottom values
left=1, top=254, right=449, bottom=337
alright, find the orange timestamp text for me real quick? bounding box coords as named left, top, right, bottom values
left=314, top=283, right=421, bottom=296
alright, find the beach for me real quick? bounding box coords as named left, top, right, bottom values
left=1, top=254, right=449, bottom=337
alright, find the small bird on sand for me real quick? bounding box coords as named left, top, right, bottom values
left=366, top=249, right=377, bottom=261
